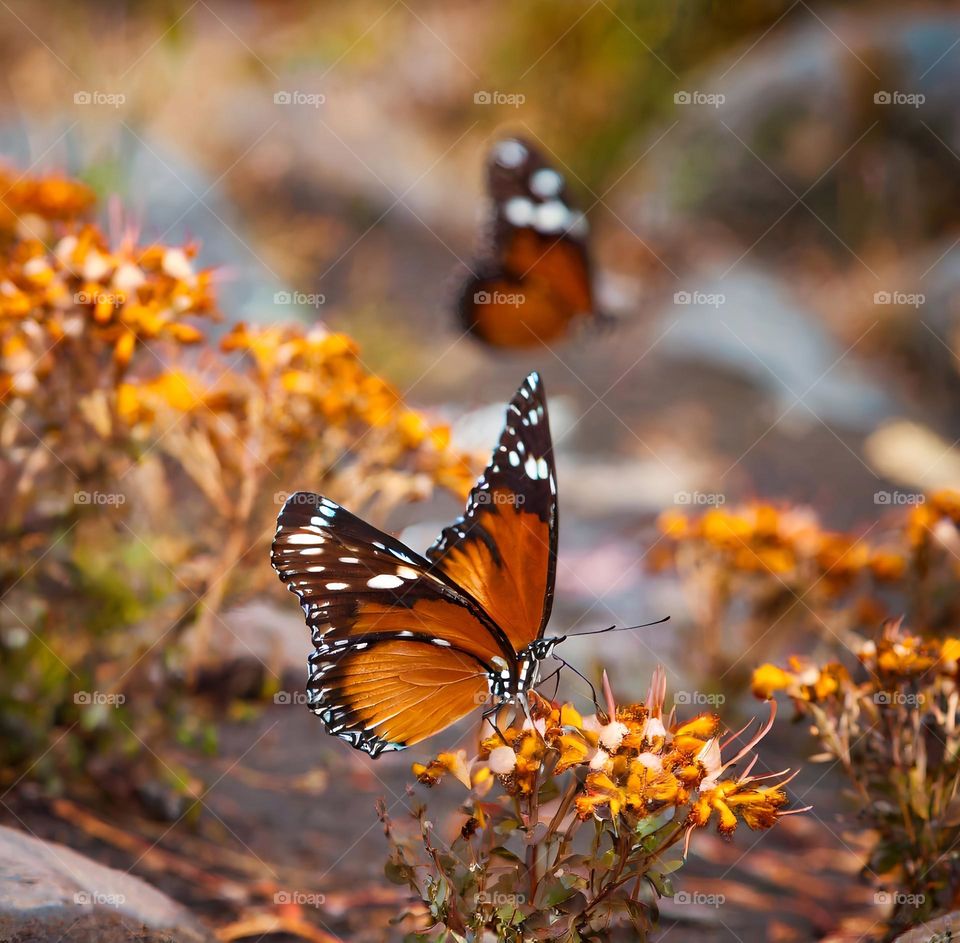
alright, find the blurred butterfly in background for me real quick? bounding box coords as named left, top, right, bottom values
left=459, top=138, right=602, bottom=348
left=272, top=372, right=565, bottom=756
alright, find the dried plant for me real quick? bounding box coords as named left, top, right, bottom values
left=382, top=670, right=800, bottom=942
left=0, top=165, right=475, bottom=803
left=754, top=620, right=960, bottom=939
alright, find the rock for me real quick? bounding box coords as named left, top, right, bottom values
left=895, top=912, right=960, bottom=941
left=0, top=825, right=214, bottom=943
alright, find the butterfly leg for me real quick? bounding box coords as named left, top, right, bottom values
left=536, top=661, right=563, bottom=701
left=479, top=701, right=511, bottom=746
left=552, top=656, right=601, bottom=712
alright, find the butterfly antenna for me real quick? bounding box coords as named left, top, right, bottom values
left=565, top=615, right=670, bottom=638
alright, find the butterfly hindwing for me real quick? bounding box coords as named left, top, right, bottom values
left=427, top=371, right=557, bottom=652
left=460, top=138, right=596, bottom=348
left=271, top=492, right=509, bottom=755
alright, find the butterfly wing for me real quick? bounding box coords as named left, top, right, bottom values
left=272, top=492, right=512, bottom=755
left=460, top=138, right=596, bottom=348
left=427, top=371, right=557, bottom=652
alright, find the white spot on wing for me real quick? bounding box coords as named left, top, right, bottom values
left=535, top=200, right=571, bottom=233
left=524, top=456, right=540, bottom=480
left=530, top=167, right=563, bottom=197
left=504, top=196, right=534, bottom=227
left=325, top=582, right=349, bottom=590
left=367, top=574, right=404, bottom=589
left=287, top=533, right=321, bottom=545
left=494, top=139, right=527, bottom=168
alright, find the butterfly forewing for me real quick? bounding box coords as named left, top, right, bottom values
left=271, top=492, right=509, bottom=754
left=427, top=371, right=557, bottom=652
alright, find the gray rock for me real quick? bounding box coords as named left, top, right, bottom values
left=0, top=825, right=214, bottom=943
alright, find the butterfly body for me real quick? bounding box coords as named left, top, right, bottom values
left=459, top=138, right=600, bottom=348
left=272, top=372, right=562, bottom=756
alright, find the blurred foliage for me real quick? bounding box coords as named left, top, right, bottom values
left=0, top=164, right=476, bottom=806
left=652, top=492, right=960, bottom=683
left=386, top=675, right=796, bottom=941
left=755, top=620, right=960, bottom=940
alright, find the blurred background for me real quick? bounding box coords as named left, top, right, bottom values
left=2, top=1, right=960, bottom=941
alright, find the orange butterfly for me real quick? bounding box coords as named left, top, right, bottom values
left=272, top=372, right=563, bottom=755
left=459, top=138, right=600, bottom=348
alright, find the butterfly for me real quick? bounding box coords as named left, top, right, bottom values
left=459, top=138, right=601, bottom=349
left=271, top=372, right=564, bottom=756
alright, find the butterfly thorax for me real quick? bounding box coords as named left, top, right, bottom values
left=486, top=636, right=562, bottom=701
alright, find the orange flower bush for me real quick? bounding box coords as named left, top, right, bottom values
left=384, top=671, right=800, bottom=941
left=653, top=497, right=960, bottom=677
left=754, top=620, right=960, bottom=939
left=0, top=165, right=475, bottom=804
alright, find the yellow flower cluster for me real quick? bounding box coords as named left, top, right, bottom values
left=414, top=681, right=793, bottom=840
left=0, top=167, right=217, bottom=391
left=0, top=163, right=475, bottom=501
left=753, top=621, right=960, bottom=703
left=656, top=502, right=904, bottom=587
